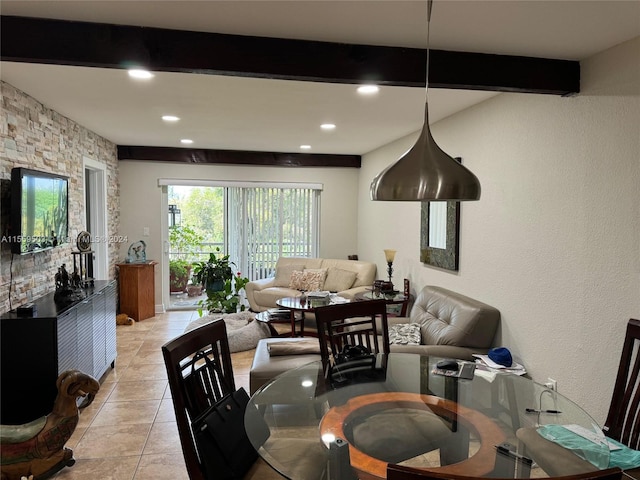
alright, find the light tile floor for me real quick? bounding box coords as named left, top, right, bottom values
left=50, top=311, right=543, bottom=479
left=53, top=310, right=256, bottom=480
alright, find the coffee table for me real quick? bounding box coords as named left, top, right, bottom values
left=254, top=309, right=303, bottom=338
left=275, top=296, right=321, bottom=337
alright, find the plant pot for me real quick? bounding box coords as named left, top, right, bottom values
left=206, top=279, right=225, bottom=295
left=186, top=284, right=203, bottom=297
left=170, top=265, right=192, bottom=293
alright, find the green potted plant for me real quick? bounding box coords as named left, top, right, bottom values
left=192, top=247, right=235, bottom=295
left=198, top=272, right=250, bottom=315
left=168, top=224, right=203, bottom=293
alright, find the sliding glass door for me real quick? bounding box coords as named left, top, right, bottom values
left=162, top=180, right=321, bottom=310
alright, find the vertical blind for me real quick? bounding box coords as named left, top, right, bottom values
left=228, top=187, right=319, bottom=281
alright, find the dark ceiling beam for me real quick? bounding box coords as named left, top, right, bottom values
left=1, top=15, right=579, bottom=95
left=117, top=146, right=361, bottom=168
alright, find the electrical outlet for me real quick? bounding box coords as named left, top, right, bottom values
left=545, top=378, right=557, bottom=391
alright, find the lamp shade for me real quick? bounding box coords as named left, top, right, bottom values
left=370, top=106, right=481, bottom=202
left=384, top=249, right=397, bottom=263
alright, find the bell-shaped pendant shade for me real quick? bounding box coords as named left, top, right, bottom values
left=370, top=103, right=481, bottom=201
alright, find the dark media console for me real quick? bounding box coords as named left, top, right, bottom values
left=1, top=281, right=117, bottom=424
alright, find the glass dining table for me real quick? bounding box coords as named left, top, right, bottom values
left=245, top=353, right=611, bottom=480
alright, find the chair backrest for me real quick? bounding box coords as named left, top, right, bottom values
left=314, top=299, right=389, bottom=376
left=604, top=317, right=640, bottom=448
left=161, top=320, right=235, bottom=480
left=387, top=464, right=623, bottom=480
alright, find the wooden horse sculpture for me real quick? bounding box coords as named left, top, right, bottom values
left=0, top=370, right=100, bottom=480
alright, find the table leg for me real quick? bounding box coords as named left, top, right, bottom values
left=286, top=310, right=305, bottom=337
left=266, top=322, right=279, bottom=337
left=440, top=424, right=470, bottom=465
left=328, top=438, right=357, bottom=480
left=289, top=310, right=296, bottom=337
left=493, top=442, right=532, bottom=478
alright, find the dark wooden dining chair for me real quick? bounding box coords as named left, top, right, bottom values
left=603, top=318, right=640, bottom=448
left=313, top=298, right=390, bottom=378
left=162, top=319, right=325, bottom=480
left=314, top=300, right=456, bottom=465
left=387, top=464, right=623, bottom=480
left=517, top=318, right=640, bottom=476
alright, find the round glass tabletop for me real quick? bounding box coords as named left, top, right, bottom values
left=245, top=353, right=610, bottom=480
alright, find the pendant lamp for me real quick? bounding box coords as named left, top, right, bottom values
left=370, top=0, right=481, bottom=201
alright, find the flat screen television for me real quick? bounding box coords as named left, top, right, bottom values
left=10, top=167, right=69, bottom=255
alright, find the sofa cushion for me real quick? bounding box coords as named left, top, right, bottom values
left=388, top=323, right=421, bottom=345
left=323, top=268, right=357, bottom=292
left=253, top=287, right=300, bottom=309
left=289, top=269, right=327, bottom=291
left=410, top=286, right=500, bottom=349
left=273, top=263, right=305, bottom=287
left=319, top=259, right=376, bottom=288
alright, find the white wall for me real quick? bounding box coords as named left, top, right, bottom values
left=357, top=37, right=640, bottom=422
left=118, top=161, right=360, bottom=310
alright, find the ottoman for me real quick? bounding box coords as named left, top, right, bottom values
left=249, top=337, right=322, bottom=394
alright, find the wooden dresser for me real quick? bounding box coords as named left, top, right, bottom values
left=117, top=261, right=157, bottom=321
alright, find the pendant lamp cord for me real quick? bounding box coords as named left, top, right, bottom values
left=425, top=0, right=433, bottom=106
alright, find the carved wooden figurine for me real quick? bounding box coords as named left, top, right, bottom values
left=0, top=370, right=100, bottom=480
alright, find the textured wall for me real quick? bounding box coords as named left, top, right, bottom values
left=0, top=81, right=119, bottom=313
left=357, top=37, right=640, bottom=422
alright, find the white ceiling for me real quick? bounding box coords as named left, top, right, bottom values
left=1, top=1, right=639, bottom=156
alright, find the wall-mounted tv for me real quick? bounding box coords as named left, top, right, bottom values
left=10, top=168, right=69, bottom=255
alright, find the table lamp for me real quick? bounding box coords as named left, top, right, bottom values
left=384, top=249, right=396, bottom=288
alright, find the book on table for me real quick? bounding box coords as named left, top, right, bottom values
left=267, top=308, right=291, bottom=319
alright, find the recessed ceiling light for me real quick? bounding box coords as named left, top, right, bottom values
left=300, top=145, right=311, bottom=150
left=180, top=139, right=193, bottom=144
left=357, top=85, right=379, bottom=95
left=162, top=115, right=180, bottom=122
left=320, top=123, right=336, bottom=130
left=128, top=69, right=155, bottom=80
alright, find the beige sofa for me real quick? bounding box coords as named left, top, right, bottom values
left=387, top=285, right=501, bottom=361
left=245, top=257, right=376, bottom=312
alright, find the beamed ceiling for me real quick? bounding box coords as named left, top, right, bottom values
left=1, top=1, right=638, bottom=166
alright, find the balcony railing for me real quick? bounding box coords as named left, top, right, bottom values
left=169, top=241, right=312, bottom=282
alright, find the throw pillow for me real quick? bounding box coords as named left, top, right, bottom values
left=273, top=263, right=305, bottom=287
left=289, top=269, right=327, bottom=291
left=388, top=323, right=421, bottom=345
left=323, top=268, right=357, bottom=292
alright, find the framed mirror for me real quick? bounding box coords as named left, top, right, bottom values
left=420, top=200, right=460, bottom=271
left=419, top=157, right=463, bottom=271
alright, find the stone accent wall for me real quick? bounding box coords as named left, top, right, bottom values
left=0, top=81, right=119, bottom=314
